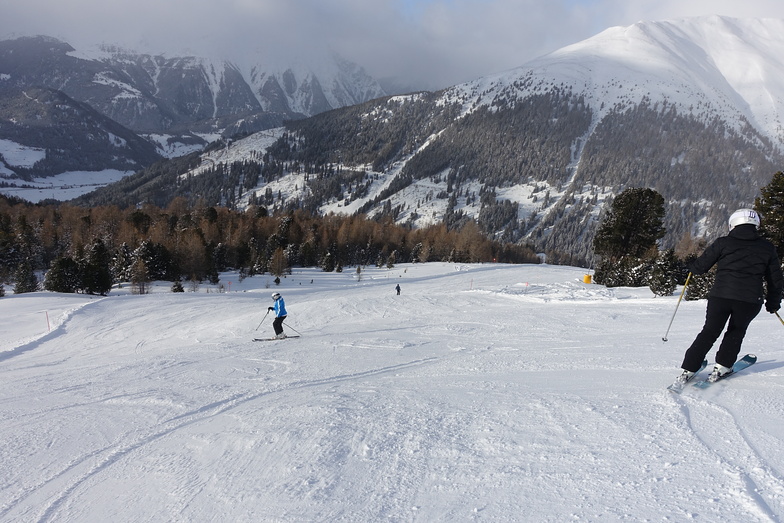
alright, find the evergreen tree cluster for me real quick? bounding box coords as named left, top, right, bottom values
left=756, top=171, right=784, bottom=261
left=592, top=187, right=694, bottom=295
left=43, top=238, right=113, bottom=294
left=592, top=173, right=784, bottom=299
left=0, top=194, right=540, bottom=295
left=684, top=268, right=716, bottom=301
left=593, top=188, right=666, bottom=262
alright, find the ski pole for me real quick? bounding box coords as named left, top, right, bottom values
left=663, top=272, right=691, bottom=342
left=282, top=322, right=302, bottom=336
left=776, top=311, right=784, bottom=326
left=256, top=310, right=270, bottom=330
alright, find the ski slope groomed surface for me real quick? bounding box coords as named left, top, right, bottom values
left=2, top=263, right=784, bottom=522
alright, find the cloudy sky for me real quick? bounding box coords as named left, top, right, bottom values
left=3, top=0, right=784, bottom=90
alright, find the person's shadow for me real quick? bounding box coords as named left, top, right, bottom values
left=747, top=359, right=784, bottom=374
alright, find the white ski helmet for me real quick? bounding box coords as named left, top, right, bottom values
left=271, top=292, right=281, bottom=300
left=728, top=208, right=761, bottom=231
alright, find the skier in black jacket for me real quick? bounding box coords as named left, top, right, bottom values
left=676, top=209, right=783, bottom=384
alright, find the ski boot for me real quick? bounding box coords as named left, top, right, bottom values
left=707, top=363, right=733, bottom=383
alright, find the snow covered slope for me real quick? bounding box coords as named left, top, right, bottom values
left=455, top=15, right=784, bottom=148
left=2, top=263, right=783, bottom=521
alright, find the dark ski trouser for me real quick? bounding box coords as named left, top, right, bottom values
left=681, top=297, right=761, bottom=372
left=273, top=315, right=287, bottom=335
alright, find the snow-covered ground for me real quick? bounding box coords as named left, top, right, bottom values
left=0, top=170, right=132, bottom=203
left=1, top=263, right=783, bottom=522
left=0, top=138, right=133, bottom=203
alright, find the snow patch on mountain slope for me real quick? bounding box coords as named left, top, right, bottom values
left=1, top=169, right=132, bottom=202
left=0, top=138, right=46, bottom=167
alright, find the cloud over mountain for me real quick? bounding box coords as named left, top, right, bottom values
left=5, top=0, right=784, bottom=90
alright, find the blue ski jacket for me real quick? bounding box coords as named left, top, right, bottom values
left=273, top=297, right=288, bottom=317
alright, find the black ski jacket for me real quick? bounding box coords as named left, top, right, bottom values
left=688, top=224, right=783, bottom=308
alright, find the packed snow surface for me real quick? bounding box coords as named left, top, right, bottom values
left=2, top=263, right=784, bottom=522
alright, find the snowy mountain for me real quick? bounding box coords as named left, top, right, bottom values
left=0, top=84, right=162, bottom=178
left=2, top=262, right=784, bottom=521
left=90, top=43, right=387, bottom=134
left=0, top=36, right=387, bottom=182
left=76, top=16, right=784, bottom=263
left=463, top=15, right=784, bottom=150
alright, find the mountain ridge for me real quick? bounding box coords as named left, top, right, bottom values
left=190, top=16, right=784, bottom=261
left=0, top=35, right=387, bottom=174
left=512, top=15, right=784, bottom=147
left=11, top=17, right=784, bottom=263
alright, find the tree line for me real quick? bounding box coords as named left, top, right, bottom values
left=0, top=194, right=540, bottom=296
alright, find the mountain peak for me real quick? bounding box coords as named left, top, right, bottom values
left=453, top=16, right=784, bottom=150
left=540, top=16, right=784, bottom=145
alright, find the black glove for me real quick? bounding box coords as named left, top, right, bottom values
left=268, top=307, right=274, bottom=311
left=766, top=301, right=780, bottom=314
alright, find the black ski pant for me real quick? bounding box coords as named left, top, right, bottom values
left=273, top=315, right=286, bottom=336
left=681, top=297, right=761, bottom=372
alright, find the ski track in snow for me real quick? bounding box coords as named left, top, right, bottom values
left=1, top=263, right=783, bottom=522
left=11, top=358, right=441, bottom=522
left=676, top=389, right=784, bottom=521
left=2, top=346, right=441, bottom=522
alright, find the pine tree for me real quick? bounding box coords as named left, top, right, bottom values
left=44, top=256, right=81, bottom=293
left=13, top=216, right=43, bottom=272
left=755, top=171, right=784, bottom=260
left=685, top=268, right=714, bottom=301
left=626, top=256, right=654, bottom=287
left=212, top=242, right=228, bottom=272
left=593, top=188, right=665, bottom=287
left=649, top=249, right=680, bottom=297
left=80, top=239, right=113, bottom=295
left=593, top=188, right=666, bottom=262
left=321, top=247, right=335, bottom=272
left=132, top=240, right=176, bottom=282
left=411, top=242, right=423, bottom=263
left=13, top=260, right=38, bottom=294
left=595, top=255, right=652, bottom=288
left=594, top=258, right=625, bottom=287
left=0, top=227, right=16, bottom=282
left=111, top=242, right=133, bottom=283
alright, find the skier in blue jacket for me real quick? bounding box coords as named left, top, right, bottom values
left=268, top=292, right=288, bottom=339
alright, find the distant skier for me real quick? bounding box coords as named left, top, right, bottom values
left=674, top=209, right=782, bottom=385
left=395, top=284, right=401, bottom=295
left=268, top=292, right=288, bottom=339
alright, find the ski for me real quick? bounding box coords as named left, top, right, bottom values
left=667, top=360, right=707, bottom=393
left=253, top=335, right=300, bottom=342
left=693, top=354, right=757, bottom=389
